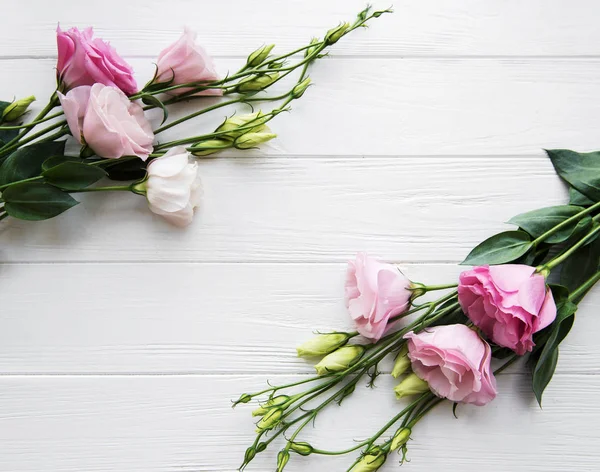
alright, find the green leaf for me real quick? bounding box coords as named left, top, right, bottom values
left=43, top=162, right=107, bottom=190
left=140, top=94, right=168, bottom=124
left=0, top=140, right=66, bottom=185
left=531, top=290, right=578, bottom=407
left=0, top=100, right=11, bottom=117
left=508, top=205, right=589, bottom=243
left=2, top=182, right=78, bottom=220
left=560, top=238, right=600, bottom=292
left=105, top=158, right=147, bottom=181
left=569, top=187, right=595, bottom=206
left=532, top=347, right=559, bottom=407
left=42, top=155, right=82, bottom=171
left=461, top=231, right=533, bottom=266
left=546, top=149, right=600, bottom=202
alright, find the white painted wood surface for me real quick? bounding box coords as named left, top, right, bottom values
left=1, top=1, right=599, bottom=471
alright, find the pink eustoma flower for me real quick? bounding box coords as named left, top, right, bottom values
left=345, top=253, right=412, bottom=342
left=458, top=264, right=557, bottom=355
left=405, top=324, right=497, bottom=406
left=57, top=26, right=137, bottom=95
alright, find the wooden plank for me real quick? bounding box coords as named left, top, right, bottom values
left=2, top=1, right=600, bottom=57
left=0, top=373, right=597, bottom=471
left=1, top=58, right=599, bottom=157
left=0, top=155, right=569, bottom=262
left=0, top=263, right=597, bottom=374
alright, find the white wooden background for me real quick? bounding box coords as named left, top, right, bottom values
left=1, top=1, right=600, bottom=471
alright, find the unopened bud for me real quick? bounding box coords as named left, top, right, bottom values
left=237, top=73, right=279, bottom=92
left=276, top=450, right=290, bottom=472
left=247, top=44, right=275, bottom=67
left=350, top=450, right=386, bottom=472
left=216, top=112, right=269, bottom=140
left=305, top=38, right=320, bottom=57
left=391, top=345, right=411, bottom=378
left=244, top=446, right=256, bottom=463
left=292, top=78, right=311, bottom=99
left=2, top=95, right=35, bottom=122
left=289, top=441, right=313, bottom=456
left=394, top=373, right=430, bottom=399
left=324, top=23, right=350, bottom=45
left=235, top=393, right=252, bottom=405
left=252, top=395, right=290, bottom=417
left=297, top=333, right=351, bottom=358
left=235, top=131, right=277, bottom=149
left=256, top=442, right=267, bottom=453
left=390, top=427, right=411, bottom=451
left=190, top=139, right=230, bottom=156
left=255, top=407, right=283, bottom=432
left=314, top=345, right=364, bottom=375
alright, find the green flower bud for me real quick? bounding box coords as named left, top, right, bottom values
left=252, top=395, right=290, bottom=417
left=215, top=112, right=269, bottom=140
left=2, top=95, right=35, bottom=122
left=314, top=345, right=365, bottom=375
left=394, top=373, right=430, bottom=399
left=190, top=139, right=231, bottom=156
left=235, top=393, right=252, bottom=405
left=256, top=442, right=267, bottom=453
left=350, top=450, right=386, bottom=472
left=296, top=333, right=350, bottom=358
left=244, top=446, right=256, bottom=463
left=276, top=450, right=290, bottom=472
left=247, top=44, right=275, bottom=67
left=237, top=72, right=279, bottom=93
left=235, top=131, right=277, bottom=149
left=291, top=78, right=312, bottom=99
left=289, top=442, right=313, bottom=456
left=324, top=22, right=350, bottom=45
left=255, top=407, right=283, bottom=432
left=390, top=427, right=411, bottom=451
left=391, top=345, right=411, bottom=379
left=305, top=38, right=320, bottom=58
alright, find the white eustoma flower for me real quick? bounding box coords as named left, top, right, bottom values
left=145, top=146, right=202, bottom=227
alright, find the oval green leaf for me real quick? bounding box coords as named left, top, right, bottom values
left=2, top=181, right=78, bottom=220
left=546, top=149, right=600, bottom=202
left=43, top=162, right=107, bottom=190
left=0, top=140, right=66, bottom=185
left=508, top=205, right=589, bottom=243
left=461, top=230, right=533, bottom=266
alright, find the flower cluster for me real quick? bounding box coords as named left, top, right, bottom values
left=0, top=6, right=390, bottom=227
left=236, top=146, right=600, bottom=470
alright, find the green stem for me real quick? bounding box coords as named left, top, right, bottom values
left=0, top=112, right=65, bottom=130
left=0, top=93, right=60, bottom=152
left=569, top=270, right=600, bottom=303
left=0, top=122, right=67, bottom=158
left=539, top=225, right=600, bottom=272
left=532, top=200, right=600, bottom=247
left=69, top=185, right=133, bottom=193
left=421, top=283, right=458, bottom=292
left=0, top=175, right=43, bottom=190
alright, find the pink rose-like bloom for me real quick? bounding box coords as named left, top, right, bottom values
left=458, top=265, right=557, bottom=355
left=57, top=26, right=137, bottom=95
left=405, top=325, right=497, bottom=406
left=345, top=253, right=412, bottom=342
left=58, top=84, right=154, bottom=160
left=154, top=28, right=221, bottom=96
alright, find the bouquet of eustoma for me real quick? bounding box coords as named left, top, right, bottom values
left=0, top=6, right=389, bottom=227
left=236, top=148, right=600, bottom=471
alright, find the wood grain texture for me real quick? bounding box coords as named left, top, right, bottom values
left=1, top=2, right=599, bottom=471
left=0, top=373, right=598, bottom=472
left=0, top=262, right=597, bottom=375
left=3, top=0, right=600, bottom=58
left=0, top=156, right=570, bottom=262
left=2, top=58, right=600, bottom=156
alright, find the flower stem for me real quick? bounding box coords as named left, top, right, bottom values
left=69, top=185, right=133, bottom=193
left=0, top=175, right=44, bottom=190
left=0, top=111, right=65, bottom=130
left=531, top=200, right=600, bottom=247
left=569, top=270, right=600, bottom=303
left=0, top=122, right=67, bottom=158
left=538, top=225, right=600, bottom=272
left=0, top=92, right=60, bottom=152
